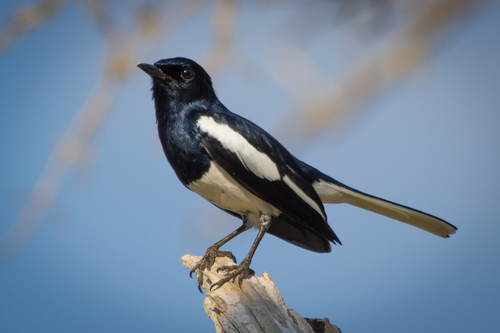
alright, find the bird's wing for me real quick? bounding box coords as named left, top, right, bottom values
left=195, top=112, right=340, bottom=245
left=295, top=159, right=457, bottom=238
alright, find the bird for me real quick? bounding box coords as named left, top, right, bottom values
left=138, top=57, right=457, bottom=292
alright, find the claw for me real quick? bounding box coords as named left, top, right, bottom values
left=227, top=252, right=237, bottom=264
left=197, top=280, right=203, bottom=294
left=209, top=282, right=221, bottom=291
left=209, top=261, right=254, bottom=290
left=189, top=247, right=238, bottom=293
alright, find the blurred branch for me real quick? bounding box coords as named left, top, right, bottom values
left=0, top=80, right=118, bottom=260
left=0, top=1, right=182, bottom=261
left=276, top=0, right=489, bottom=146
left=202, top=0, right=238, bottom=75
left=0, top=0, right=68, bottom=55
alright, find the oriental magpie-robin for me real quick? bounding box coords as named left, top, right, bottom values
left=138, top=57, right=456, bottom=292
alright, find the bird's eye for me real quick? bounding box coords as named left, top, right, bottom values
left=181, top=68, right=194, bottom=80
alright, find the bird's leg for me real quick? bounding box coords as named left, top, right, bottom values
left=190, top=224, right=247, bottom=293
left=210, top=214, right=272, bottom=291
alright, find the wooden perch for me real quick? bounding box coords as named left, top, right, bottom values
left=181, top=254, right=341, bottom=333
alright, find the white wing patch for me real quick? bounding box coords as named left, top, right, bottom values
left=197, top=116, right=280, bottom=181
left=283, top=175, right=326, bottom=220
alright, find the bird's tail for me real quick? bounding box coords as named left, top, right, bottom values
left=295, top=159, right=457, bottom=238
left=314, top=177, right=456, bottom=238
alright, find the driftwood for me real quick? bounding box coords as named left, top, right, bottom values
left=181, top=254, right=341, bottom=333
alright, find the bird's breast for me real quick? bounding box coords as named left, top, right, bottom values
left=158, top=120, right=210, bottom=185
left=187, top=161, right=280, bottom=228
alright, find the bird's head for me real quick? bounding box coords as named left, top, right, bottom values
left=138, top=57, right=217, bottom=108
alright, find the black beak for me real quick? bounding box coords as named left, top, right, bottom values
left=137, top=63, right=166, bottom=79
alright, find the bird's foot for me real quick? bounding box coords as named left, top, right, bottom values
left=209, top=258, right=255, bottom=291
left=190, top=246, right=237, bottom=293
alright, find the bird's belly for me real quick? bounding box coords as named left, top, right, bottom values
left=187, top=161, right=280, bottom=228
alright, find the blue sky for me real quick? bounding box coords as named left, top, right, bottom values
left=1, top=1, right=499, bottom=332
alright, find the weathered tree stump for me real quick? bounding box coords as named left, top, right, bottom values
left=181, top=254, right=341, bottom=333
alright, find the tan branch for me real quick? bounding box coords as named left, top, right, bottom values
left=182, top=254, right=341, bottom=333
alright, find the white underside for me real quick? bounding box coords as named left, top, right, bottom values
left=187, top=161, right=281, bottom=229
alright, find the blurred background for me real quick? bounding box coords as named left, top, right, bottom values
left=1, top=0, right=499, bottom=332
